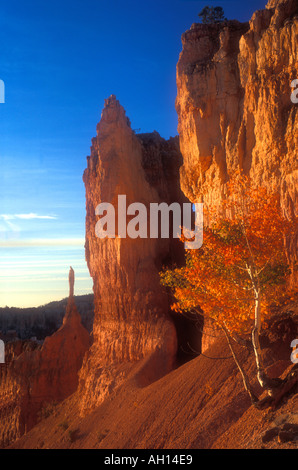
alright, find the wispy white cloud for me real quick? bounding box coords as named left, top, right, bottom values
left=0, top=213, right=57, bottom=220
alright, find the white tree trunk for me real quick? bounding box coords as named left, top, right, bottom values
left=223, top=327, right=258, bottom=405
left=252, top=291, right=268, bottom=389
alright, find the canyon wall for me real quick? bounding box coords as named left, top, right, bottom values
left=177, top=0, right=297, bottom=208
left=79, top=95, right=187, bottom=413
left=0, top=292, right=89, bottom=447
left=176, top=0, right=298, bottom=350
left=177, top=1, right=297, bottom=219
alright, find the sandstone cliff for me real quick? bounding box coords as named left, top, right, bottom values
left=176, top=0, right=297, bottom=283
left=176, top=0, right=297, bottom=353
left=0, top=279, right=89, bottom=447
left=79, top=95, right=188, bottom=413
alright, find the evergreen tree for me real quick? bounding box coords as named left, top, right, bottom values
left=198, top=6, right=226, bottom=24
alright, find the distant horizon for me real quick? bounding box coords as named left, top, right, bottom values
left=0, top=0, right=267, bottom=308
left=0, top=291, right=94, bottom=311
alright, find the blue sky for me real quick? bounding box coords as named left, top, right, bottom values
left=0, top=0, right=266, bottom=307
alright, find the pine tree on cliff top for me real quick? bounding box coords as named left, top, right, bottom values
left=198, top=6, right=226, bottom=24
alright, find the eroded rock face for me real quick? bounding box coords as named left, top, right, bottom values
left=79, top=95, right=186, bottom=413
left=176, top=19, right=250, bottom=205
left=176, top=0, right=297, bottom=278
left=0, top=292, right=89, bottom=447
left=176, top=0, right=298, bottom=352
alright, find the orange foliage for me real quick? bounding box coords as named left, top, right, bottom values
left=161, top=172, right=296, bottom=335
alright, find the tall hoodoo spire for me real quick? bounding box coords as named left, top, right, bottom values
left=69, top=266, right=75, bottom=298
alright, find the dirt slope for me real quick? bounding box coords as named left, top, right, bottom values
left=10, top=318, right=298, bottom=449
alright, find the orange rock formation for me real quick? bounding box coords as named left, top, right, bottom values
left=176, top=0, right=297, bottom=282
left=79, top=95, right=188, bottom=412
left=0, top=269, right=90, bottom=447
left=176, top=0, right=297, bottom=350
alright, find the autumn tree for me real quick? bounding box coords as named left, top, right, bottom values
left=161, top=172, right=296, bottom=406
